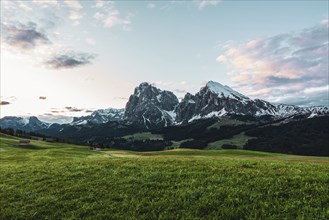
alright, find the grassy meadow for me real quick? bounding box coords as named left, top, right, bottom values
left=206, top=132, right=254, bottom=149
left=1, top=133, right=328, bottom=219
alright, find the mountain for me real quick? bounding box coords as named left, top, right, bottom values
left=124, top=82, right=179, bottom=129
left=1, top=80, right=328, bottom=156
left=71, top=108, right=124, bottom=125
left=1, top=80, right=328, bottom=131
left=0, top=116, right=50, bottom=132
left=175, top=81, right=329, bottom=124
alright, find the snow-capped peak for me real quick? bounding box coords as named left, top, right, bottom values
left=205, top=81, right=250, bottom=101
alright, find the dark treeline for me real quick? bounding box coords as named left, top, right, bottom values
left=244, top=116, right=329, bottom=156
left=155, top=119, right=256, bottom=141
left=0, top=127, right=81, bottom=145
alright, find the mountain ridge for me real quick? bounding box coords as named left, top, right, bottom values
left=1, top=80, right=328, bottom=131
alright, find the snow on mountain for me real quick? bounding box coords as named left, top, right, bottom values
left=206, top=81, right=250, bottom=102
left=70, top=108, right=124, bottom=125
left=176, top=81, right=329, bottom=124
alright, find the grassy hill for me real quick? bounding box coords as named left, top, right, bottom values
left=1, top=134, right=328, bottom=219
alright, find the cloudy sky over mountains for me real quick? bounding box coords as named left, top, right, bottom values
left=1, top=0, right=328, bottom=122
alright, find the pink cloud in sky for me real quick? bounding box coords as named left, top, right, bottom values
left=217, top=22, right=329, bottom=106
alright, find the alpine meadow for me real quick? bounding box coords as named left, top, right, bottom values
left=1, top=0, right=328, bottom=219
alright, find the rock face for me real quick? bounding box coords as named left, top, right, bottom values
left=176, top=81, right=267, bottom=123
left=124, top=82, right=179, bottom=129
left=175, top=81, right=329, bottom=123
left=71, top=108, right=124, bottom=125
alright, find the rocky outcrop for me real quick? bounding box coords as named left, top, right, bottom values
left=124, top=82, right=179, bottom=129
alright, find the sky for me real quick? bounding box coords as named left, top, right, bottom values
left=0, top=0, right=328, bottom=123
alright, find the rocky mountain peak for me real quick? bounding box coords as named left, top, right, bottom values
left=124, top=82, right=179, bottom=129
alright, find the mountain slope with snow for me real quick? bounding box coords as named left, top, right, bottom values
left=176, top=81, right=329, bottom=124
left=70, top=108, right=124, bottom=126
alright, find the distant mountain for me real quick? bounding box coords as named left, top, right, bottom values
left=0, top=109, right=124, bottom=132
left=0, top=116, right=50, bottom=132
left=124, top=82, right=179, bottom=129
left=71, top=108, right=124, bottom=125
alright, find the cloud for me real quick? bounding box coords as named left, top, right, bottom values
left=96, top=10, right=131, bottom=28
left=153, top=81, right=199, bottom=96
left=0, top=101, right=10, bottom=105
left=65, top=106, right=84, bottom=112
left=85, top=38, right=96, bottom=46
left=304, top=85, right=329, bottom=94
left=39, top=96, right=47, bottom=100
left=50, top=106, right=87, bottom=114
left=216, top=55, right=227, bottom=63
left=17, top=1, right=33, bottom=11
left=321, top=19, right=329, bottom=26
left=33, top=0, right=58, bottom=7
left=1, top=22, right=50, bottom=50
left=216, top=22, right=329, bottom=106
left=38, top=114, right=73, bottom=124
left=114, top=97, right=128, bottom=100
left=63, top=0, right=82, bottom=10
left=1, top=20, right=94, bottom=69
left=174, top=89, right=188, bottom=94
left=69, top=11, right=83, bottom=23
left=94, top=0, right=107, bottom=8
left=147, top=3, right=156, bottom=9
left=196, top=0, right=221, bottom=10
left=50, top=110, right=62, bottom=114
left=93, top=2, right=132, bottom=30
left=45, top=51, right=96, bottom=69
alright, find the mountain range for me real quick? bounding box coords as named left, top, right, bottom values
left=1, top=81, right=328, bottom=132
left=1, top=80, right=328, bottom=156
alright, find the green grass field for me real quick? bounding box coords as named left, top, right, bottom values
left=1, top=134, right=328, bottom=219
left=122, top=132, right=163, bottom=140
left=207, top=119, right=251, bottom=130
left=206, top=132, right=254, bottom=149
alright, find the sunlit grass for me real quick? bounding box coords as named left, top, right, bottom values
left=207, top=132, right=255, bottom=149
left=1, top=135, right=328, bottom=219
